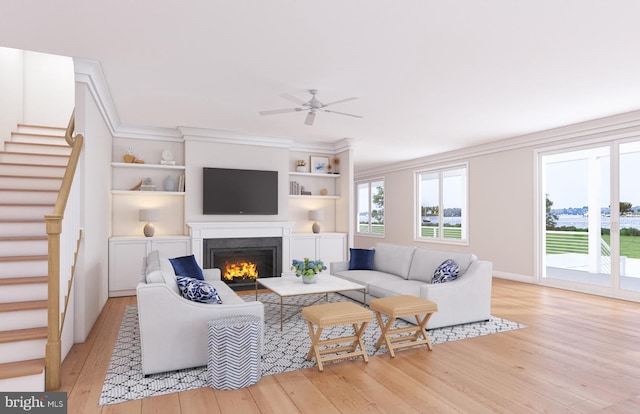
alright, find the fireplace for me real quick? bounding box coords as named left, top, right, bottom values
left=203, top=237, right=282, bottom=290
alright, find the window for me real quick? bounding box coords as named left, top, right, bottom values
left=356, top=179, right=384, bottom=235
left=416, top=165, right=467, bottom=242
left=537, top=140, right=640, bottom=300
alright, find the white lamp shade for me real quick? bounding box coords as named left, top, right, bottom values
left=139, top=208, right=160, bottom=222
left=309, top=210, right=324, bottom=221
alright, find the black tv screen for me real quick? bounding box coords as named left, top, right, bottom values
left=203, top=167, right=278, bottom=215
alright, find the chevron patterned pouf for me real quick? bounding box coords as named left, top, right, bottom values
left=207, top=315, right=262, bottom=390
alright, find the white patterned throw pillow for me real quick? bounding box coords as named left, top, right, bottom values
left=176, top=276, right=223, bottom=303
left=431, top=259, right=460, bottom=284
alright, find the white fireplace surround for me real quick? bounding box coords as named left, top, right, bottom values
left=188, top=222, right=294, bottom=276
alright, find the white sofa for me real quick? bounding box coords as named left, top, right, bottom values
left=136, top=250, right=264, bottom=375
left=330, top=243, right=492, bottom=329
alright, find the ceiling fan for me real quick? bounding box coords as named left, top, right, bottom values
left=259, top=89, right=362, bottom=126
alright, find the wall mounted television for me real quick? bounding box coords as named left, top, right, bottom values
left=203, top=167, right=278, bottom=215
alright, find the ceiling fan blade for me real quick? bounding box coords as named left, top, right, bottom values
left=258, top=108, right=299, bottom=116
left=322, top=97, right=358, bottom=107
left=304, top=112, right=316, bottom=126
left=322, top=109, right=363, bottom=118
left=279, top=93, right=307, bottom=105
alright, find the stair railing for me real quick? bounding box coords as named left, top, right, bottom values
left=45, top=111, right=84, bottom=391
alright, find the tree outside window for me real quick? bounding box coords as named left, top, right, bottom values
left=357, top=179, right=384, bottom=235
left=416, top=165, right=467, bottom=242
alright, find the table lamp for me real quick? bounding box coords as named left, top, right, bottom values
left=139, top=208, right=160, bottom=237
left=309, top=209, right=324, bottom=233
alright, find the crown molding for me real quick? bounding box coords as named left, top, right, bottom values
left=73, top=58, right=120, bottom=136
left=180, top=126, right=293, bottom=148
left=356, top=109, right=640, bottom=178
left=290, top=138, right=356, bottom=154
left=112, top=124, right=182, bottom=141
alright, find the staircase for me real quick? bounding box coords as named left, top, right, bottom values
left=0, top=124, right=70, bottom=391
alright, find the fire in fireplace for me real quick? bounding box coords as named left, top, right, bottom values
left=223, top=260, right=258, bottom=281
left=203, top=237, right=282, bottom=290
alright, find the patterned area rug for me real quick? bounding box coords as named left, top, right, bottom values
left=99, top=293, right=525, bottom=405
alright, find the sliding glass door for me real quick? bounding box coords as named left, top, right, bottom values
left=542, top=146, right=611, bottom=286
left=541, top=140, right=640, bottom=297
left=619, top=142, right=640, bottom=293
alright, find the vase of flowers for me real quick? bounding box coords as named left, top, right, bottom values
left=295, top=160, right=307, bottom=172
left=291, top=258, right=326, bottom=284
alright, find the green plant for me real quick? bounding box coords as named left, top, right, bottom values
left=291, top=258, right=326, bottom=279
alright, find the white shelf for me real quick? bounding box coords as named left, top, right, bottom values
left=111, top=162, right=186, bottom=170
left=112, top=190, right=185, bottom=195
left=289, top=172, right=340, bottom=178
left=289, top=195, right=340, bottom=199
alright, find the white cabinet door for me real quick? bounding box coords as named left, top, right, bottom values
left=109, top=237, right=190, bottom=297
left=288, top=233, right=347, bottom=272
left=150, top=239, right=191, bottom=258
left=109, top=239, right=148, bottom=296
left=318, top=235, right=347, bottom=265
left=289, top=236, right=318, bottom=261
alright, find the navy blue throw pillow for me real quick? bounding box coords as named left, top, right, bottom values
left=348, top=248, right=375, bottom=270
left=169, top=254, right=204, bottom=280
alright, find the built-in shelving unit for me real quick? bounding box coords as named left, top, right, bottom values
left=289, top=194, right=340, bottom=199
left=111, top=190, right=185, bottom=195
left=288, top=171, right=341, bottom=198
left=111, top=136, right=186, bottom=237
left=111, top=162, right=186, bottom=170
left=289, top=172, right=341, bottom=178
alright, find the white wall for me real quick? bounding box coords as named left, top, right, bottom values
left=0, top=47, right=24, bottom=145
left=353, top=148, right=539, bottom=282
left=23, top=51, right=74, bottom=126
left=73, top=84, right=112, bottom=342
left=469, top=147, right=535, bottom=279
left=0, top=47, right=74, bottom=145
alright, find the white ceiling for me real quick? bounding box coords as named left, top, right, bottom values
left=2, top=1, right=640, bottom=171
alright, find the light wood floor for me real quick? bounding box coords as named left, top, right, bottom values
left=59, top=279, right=640, bottom=413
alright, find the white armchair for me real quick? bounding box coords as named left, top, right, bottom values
left=136, top=251, right=264, bottom=375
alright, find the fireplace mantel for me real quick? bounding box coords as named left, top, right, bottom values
left=187, top=221, right=294, bottom=271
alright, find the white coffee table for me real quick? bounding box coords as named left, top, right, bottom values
left=255, top=275, right=367, bottom=331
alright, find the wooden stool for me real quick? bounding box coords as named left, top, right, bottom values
left=369, top=295, right=438, bottom=357
left=301, top=302, right=373, bottom=372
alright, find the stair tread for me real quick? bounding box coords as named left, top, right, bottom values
left=18, top=123, right=66, bottom=130
left=0, top=174, right=62, bottom=180
left=0, top=300, right=48, bottom=312
left=0, top=202, right=54, bottom=206
left=0, top=327, right=48, bottom=344
left=6, top=141, right=70, bottom=149
left=0, top=276, right=48, bottom=286
left=0, top=358, right=45, bottom=380
left=0, top=188, right=58, bottom=192
left=0, top=255, right=47, bottom=262
left=0, top=162, right=66, bottom=168
left=1, top=151, right=69, bottom=158
left=0, top=236, right=48, bottom=241
left=0, top=219, right=46, bottom=223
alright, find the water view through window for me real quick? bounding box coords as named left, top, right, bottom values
left=542, top=143, right=640, bottom=294
left=416, top=165, right=467, bottom=242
